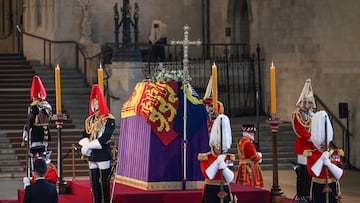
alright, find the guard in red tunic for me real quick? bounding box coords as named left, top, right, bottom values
left=198, top=114, right=237, bottom=203
left=305, top=110, right=344, bottom=203
left=235, top=124, right=263, bottom=188
left=291, top=78, right=316, bottom=203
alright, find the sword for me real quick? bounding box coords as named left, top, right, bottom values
left=23, top=106, right=31, bottom=178
left=322, top=114, right=331, bottom=203
left=217, top=117, right=227, bottom=203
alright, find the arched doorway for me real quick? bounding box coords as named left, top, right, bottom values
left=227, top=0, right=251, bottom=57
left=0, top=0, right=23, bottom=54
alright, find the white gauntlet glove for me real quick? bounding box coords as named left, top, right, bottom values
left=23, top=177, right=31, bottom=189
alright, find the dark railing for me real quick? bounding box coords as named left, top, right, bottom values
left=19, top=30, right=82, bottom=71
left=143, top=43, right=265, bottom=117
left=17, top=27, right=119, bottom=106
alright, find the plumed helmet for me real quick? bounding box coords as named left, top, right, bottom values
left=30, top=75, right=47, bottom=100
left=209, top=114, right=232, bottom=153
left=203, top=99, right=225, bottom=114
left=296, top=78, right=316, bottom=109
left=89, top=85, right=109, bottom=115
left=310, top=110, right=333, bottom=149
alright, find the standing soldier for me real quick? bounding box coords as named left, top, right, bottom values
left=235, top=124, right=263, bottom=188
left=79, top=85, right=115, bottom=203
left=22, top=75, right=52, bottom=151
left=305, top=110, right=344, bottom=203
left=291, top=78, right=316, bottom=203
left=198, top=114, right=236, bottom=203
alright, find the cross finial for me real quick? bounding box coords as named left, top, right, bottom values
left=170, top=25, right=201, bottom=82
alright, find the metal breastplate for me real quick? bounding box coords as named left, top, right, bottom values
left=34, top=108, right=50, bottom=126
left=95, top=122, right=106, bottom=139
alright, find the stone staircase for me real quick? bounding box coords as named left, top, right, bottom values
left=0, top=53, right=119, bottom=180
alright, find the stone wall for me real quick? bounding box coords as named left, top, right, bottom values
left=250, top=0, right=360, bottom=167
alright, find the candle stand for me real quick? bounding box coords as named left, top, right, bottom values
left=51, top=113, right=69, bottom=194
left=266, top=116, right=286, bottom=203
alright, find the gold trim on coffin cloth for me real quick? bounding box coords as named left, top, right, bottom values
left=116, top=175, right=204, bottom=190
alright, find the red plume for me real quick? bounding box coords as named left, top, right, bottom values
left=89, top=85, right=109, bottom=115
left=30, top=75, right=47, bottom=100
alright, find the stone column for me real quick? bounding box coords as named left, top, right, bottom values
left=107, top=61, right=144, bottom=126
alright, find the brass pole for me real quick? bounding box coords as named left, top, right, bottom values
left=72, top=144, right=76, bottom=180
left=266, top=117, right=286, bottom=203
left=51, top=113, right=68, bottom=194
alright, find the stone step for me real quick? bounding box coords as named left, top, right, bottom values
left=0, top=159, right=22, bottom=166
left=0, top=64, right=33, bottom=70
left=0, top=60, right=29, bottom=65
left=0, top=172, right=27, bottom=180
left=0, top=166, right=24, bottom=173
left=0, top=154, right=19, bottom=160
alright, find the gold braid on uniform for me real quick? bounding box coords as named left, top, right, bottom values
left=85, top=114, right=115, bottom=141
left=291, top=109, right=312, bottom=138
left=31, top=100, right=41, bottom=106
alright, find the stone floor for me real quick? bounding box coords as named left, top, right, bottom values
left=1, top=169, right=360, bottom=202
left=262, top=169, right=360, bottom=203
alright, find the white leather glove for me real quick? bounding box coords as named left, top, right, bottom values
left=257, top=152, right=263, bottom=163
left=321, top=151, right=330, bottom=160
left=218, top=160, right=226, bottom=170
left=81, top=145, right=92, bottom=156
left=216, top=154, right=226, bottom=163
left=22, top=126, right=28, bottom=142
left=323, top=157, right=332, bottom=167
left=23, top=177, right=31, bottom=189
left=88, top=139, right=102, bottom=149
left=78, top=137, right=90, bottom=146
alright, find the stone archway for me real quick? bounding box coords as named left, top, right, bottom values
left=0, top=0, right=23, bottom=54
left=227, top=0, right=251, bottom=56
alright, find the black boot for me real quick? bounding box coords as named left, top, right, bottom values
left=90, top=168, right=102, bottom=203
left=100, top=168, right=111, bottom=203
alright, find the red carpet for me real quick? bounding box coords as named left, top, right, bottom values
left=73, top=180, right=271, bottom=203
left=10, top=180, right=296, bottom=203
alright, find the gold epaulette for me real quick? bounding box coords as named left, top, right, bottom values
left=336, top=149, right=344, bottom=157
left=198, top=152, right=211, bottom=161
left=106, top=113, right=115, bottom=119
left=47, top=163, right=56, bottom=170
left=303, top=150, right=313, bottom=157
left=31, top=100, right=41, bottom=106
left=227, top=153, right=236, bottom=161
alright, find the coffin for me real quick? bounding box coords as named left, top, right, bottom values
left=116, top=81, right=210, bottom=190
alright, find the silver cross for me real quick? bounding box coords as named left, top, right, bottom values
left=170, top=25, right=202, bottom=82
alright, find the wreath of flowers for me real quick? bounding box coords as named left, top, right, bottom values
left=151, top=69, right=192, bottom=82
